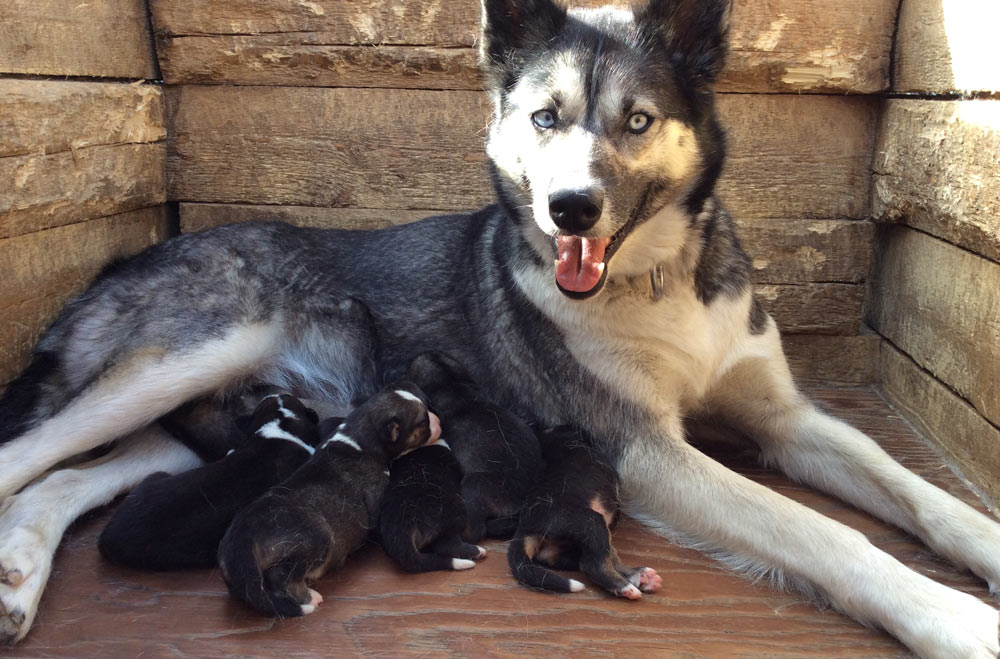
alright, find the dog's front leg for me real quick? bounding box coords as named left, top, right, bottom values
left=618, top=417, right=1000, bottom=659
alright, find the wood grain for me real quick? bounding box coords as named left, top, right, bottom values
left=866, top=226, right=1000, bottom=427
left=0, top=80, right=165, bottom=160
left=783, top=334, right=881, bottom=385
left=167, top=87, right=877, bottom=220
left=14, top=387, right=997, bottom=656
left=756, top=283, right=864, bottom=336
left=151, top=0, right=897, bottom=93
left=0, top=207, right=172, bottom=384
left=880, top=341, right=1000, bottom=505
left=0, top=143, right=166, bottom=239
left=0, top=0, right=158, bottom=79
left=894, top=0, right=1000, bottom=94
left=873, top=100, right=1000, bottom=263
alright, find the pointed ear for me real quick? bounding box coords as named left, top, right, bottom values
left=479, top=0, right=567, bottom=85
left=636, top=0, right=731, bottom=85
left=385, top=418, right=400, bottom=443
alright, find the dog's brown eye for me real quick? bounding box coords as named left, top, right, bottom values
left=532, top=109, right=556, bottom=129
left=627, top=112, right=652, bottom=134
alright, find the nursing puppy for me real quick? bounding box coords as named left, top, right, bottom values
left=378, top=441, right=487, bottom=572
left=98, top=395, right=325, bottom=570
left=406, top=351, right=542, bottom=541
left=508, top=426, right=661, bottom=599
left=218, top=382, right=440, bottom=617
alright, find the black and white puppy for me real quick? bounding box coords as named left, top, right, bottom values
left=217, top=382, right=441, bottom=617
left=406, top=351, right=543, bottom=541
left=98, top=394, right=324, bottom=570
left=508, top=426, right=661, bottom=599
left=378, top=441, right=487, bottom=572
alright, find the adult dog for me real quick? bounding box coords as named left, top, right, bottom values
left=0, top=0, right=998, bottom=655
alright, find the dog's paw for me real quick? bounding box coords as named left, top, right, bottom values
left=0, top=527, right=44, bottom=588
left=629, top=567, right=662, bottom=593
left=617, top=583, right=642, bottom=600
left=451, top=558, right=476, bottom=570
left=568, top=579, right=585, bottom=593
left=475, top=546, right=487, bottom=559
left=299, top=588, right=323, bottom=615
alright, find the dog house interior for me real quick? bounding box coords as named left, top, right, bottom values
left=1, top=0, right=998, bottom=654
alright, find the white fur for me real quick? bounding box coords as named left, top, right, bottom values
left=322, top=432, right=361, bottom=452
left=451, top=558, right=475, bottom=570
left=255, top=420, right=314, bottom=455
left=568, top=579, right=586, bottom=593
left=0, top=426, right=202, bottom=642
left=393, top=389, right=421, bottom=404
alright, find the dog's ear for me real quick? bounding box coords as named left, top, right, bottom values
left=385, top=417, right=400, bottom=443
left=479, top=0, right=567, bottom=84
left=637, top=0, right=731, bottom=86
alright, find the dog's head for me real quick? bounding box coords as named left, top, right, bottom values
left=367, top=381, right=443, bottom=457
left=480, top=0, right=730, bottom=299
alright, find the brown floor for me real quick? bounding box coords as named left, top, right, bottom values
left=11, top=387, right=997, bottom=657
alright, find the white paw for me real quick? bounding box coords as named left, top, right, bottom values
left=568, top=579, right=586, bottom=593
left=892, top=578, right=999, bottom=659
left=630, top=567, right=662, bottom=593
left=475, top=546, right=487, bottom=559
left=299, top=588, right=323, bottom=616
left=451, top=558, right=476, bottom=570
left=0, top=524, right=52, bottom=645
left=618, top=584, right=642, bottom=600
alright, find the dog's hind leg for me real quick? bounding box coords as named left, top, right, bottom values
left=0, top=323, right=281, bottom=499
left=621, top=423, right=999, bottom=658
left=0, top=424, right=202, bottom=644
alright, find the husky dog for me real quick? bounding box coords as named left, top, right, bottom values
left=217, top=382, right=440, bottom=617
left=406, top=351, right=543, bottom=541
left=98, top=395, right=325, bottom=570
left=509, top=426, right=660, bottom=599
left=0, top=0, right=998, bottom=655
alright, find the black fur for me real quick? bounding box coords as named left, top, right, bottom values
left=509, top=426, right=660, bottom=598
left=217, top=381, right=436, bottom=617
left=98, top=395, right=324, bottom=570
left=377, top=443, right=483, bottom=572
left=406, top=351, right=543, bottom=542
left=0, top=352, right=60, bottom=440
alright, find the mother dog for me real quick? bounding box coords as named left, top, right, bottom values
left=1, top=0, right=999, bottom=655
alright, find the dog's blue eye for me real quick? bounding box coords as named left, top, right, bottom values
left=532, top=110, right=556, bottom=129
left=628, top=112, right=652, bottom=134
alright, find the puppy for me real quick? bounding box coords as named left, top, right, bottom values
left=406, top=351, right=543, bottom=541
left=218, top=382, right=441, bottom=617
left=378, top=441, right=487, bottom=572
left=508, top=426, right=662, bottom=599
left=99, top=394, right=324, bottom=570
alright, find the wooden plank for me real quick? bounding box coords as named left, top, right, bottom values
left=873, top=100, right=1000, bottom=263
left=866, top=226, right=1000, bottom=427
left=13, top=388, right=997, bottom=656
left=894, top=0, right=1000, bottom=94
left=0, top=81, right=164, bottom=160
left=151, top=0, right=896, bottom=93
left=880, top=341, right=1000, bottom=504
left=0, top=0, right=157, bottom=79
left=181, top=203, right=873, bottom=284
left=0, top=206, right=172, bottom=385
left=756, top=284, right=864, bottom=336
left=0, top=143, right=166, bottom=239
left=167, top=87, right=876, bottom=220
left=783, top=334, right=881, bottom=385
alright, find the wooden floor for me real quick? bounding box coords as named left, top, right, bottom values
left=13, top=387, right=998, bottom=657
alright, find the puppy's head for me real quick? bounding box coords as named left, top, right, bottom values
left=367, top=381, right=442, bottom=457
left=248, top=394, right=322, bottom=449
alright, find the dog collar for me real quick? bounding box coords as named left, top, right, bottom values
left=649, top=264, right=667, bottom=301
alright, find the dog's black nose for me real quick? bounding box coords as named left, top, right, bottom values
left=548, top=188, right=604, bottom=233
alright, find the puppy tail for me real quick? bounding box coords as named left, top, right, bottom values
left=507, top=535, right=583, bottom=594
left=218, top=523, right=309, bottom=618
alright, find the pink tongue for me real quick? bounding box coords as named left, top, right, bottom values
left=555, top=236, right=610, bottom=293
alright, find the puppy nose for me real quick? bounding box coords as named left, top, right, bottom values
left=548, top=188, right=604, bottom=233
left=427, top=412, right=442, bottom=443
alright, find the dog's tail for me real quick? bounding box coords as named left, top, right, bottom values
left=217, top=521, right=310, bottom=618
left=507, top=535, right=584, bottom=594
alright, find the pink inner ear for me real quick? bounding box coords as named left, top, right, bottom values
left=389, top=422, right=399, bottom=442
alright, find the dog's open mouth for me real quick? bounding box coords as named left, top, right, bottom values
left=552, top=223, right=631, bottom=299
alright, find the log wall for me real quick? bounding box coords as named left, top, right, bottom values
left=866, top=0, right=1000, bottom=500
left=0, top=2, right=169, bottom=385
left=154, top=0, right=899, bottom=386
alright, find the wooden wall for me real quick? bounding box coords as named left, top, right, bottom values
left=0, top=1, right=170, bottom=385
left=153, top=0, right=898, bottom=386
left=867, top=0, right=1000, bottom=500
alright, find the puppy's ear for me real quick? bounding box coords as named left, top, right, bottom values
left=637, top=0, right=731, bottom=85
left=302, top=406, right=320, bottom=426
left=385, top=418, right=400, bottom=444
left=479, top=0, right=567, bottom=87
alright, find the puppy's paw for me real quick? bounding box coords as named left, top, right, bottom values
left=617, top=583, right=642, bottom=600
left=630, top=567, right=662, bottom=593
left=451, top=558, right=476, bottom=570
left=475, top=546, right=487, bottom=559
left=300, top=588, right=323, bottom=615
left=568, top=579, right=586, bottom=593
